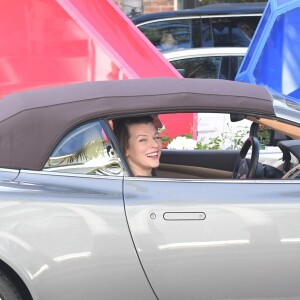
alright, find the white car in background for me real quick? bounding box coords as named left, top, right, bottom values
left=163, top=47, right=247, bottom=80
left=164, top=47, right=249, bottom=146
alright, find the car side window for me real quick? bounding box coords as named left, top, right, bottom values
left=225, top=56, right=245, bottom=81
left=200, top=19, right=213, bottom=47
left=43, top=121, right=123, bottom=176
left=211, top=17, right=260, bottom=47
left=170, top=56, right=222, bottom=79
left=138, top=19, right=193, bottom=51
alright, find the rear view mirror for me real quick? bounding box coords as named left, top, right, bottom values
left=257, top=127, right=291, bottom=147
left=230, top=114, right=246, bottom=122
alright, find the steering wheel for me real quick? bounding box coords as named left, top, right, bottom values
left=232, top=136, right=260, bottom=179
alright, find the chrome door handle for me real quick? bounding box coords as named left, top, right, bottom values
left=163, top=212, right=206, bottom=221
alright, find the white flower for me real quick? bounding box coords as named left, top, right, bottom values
left=158, top=124, right=166, bottom=133
left=167, top=136, right=197, bottom=150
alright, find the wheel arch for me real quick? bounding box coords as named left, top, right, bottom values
left=0, top=260, right=33, bottom=300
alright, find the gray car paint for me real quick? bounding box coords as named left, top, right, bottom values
left=124, top=177, right=300, bottom=300
left=0, top=171, right=156, bottom=300
left=0, top=169, right=19, bottom=181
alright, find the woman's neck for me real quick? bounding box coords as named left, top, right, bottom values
left=130, top=165, right=152, bottom=177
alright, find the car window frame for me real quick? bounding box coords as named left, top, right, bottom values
left=169, top=55, right=223, bottom=79
left=136, top=13, right=262, bottom=50
left=39, top=112, right=295, bottom=182
left=102, top=119, right=133, bottom=177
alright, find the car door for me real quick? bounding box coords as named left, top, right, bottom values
left=5, top=120, right=157, bottom=300
left=124, top=177, right=300, bottom=299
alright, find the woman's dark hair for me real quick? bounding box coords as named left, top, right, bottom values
left=113, top=115, right=155, bottom=156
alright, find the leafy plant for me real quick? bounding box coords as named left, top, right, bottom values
left=257, top=127, right=271, bottom=150
left=222, top=125, right=249, bottom=150
left=196, top=136, right=222, bottom=150
left=161, top=122, right=271, bottom=152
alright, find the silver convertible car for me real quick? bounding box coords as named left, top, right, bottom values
left=0, top=78, right=299, bottom=300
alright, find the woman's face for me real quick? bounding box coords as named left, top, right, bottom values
left=126, top=122, right=162, bottom=176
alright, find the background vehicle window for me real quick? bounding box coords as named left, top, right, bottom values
left=43, top=121, right=123, bottom=176
left=170, top=56, right=222, bottom=79
left=200, top=19, right=213, bottom=47
left=219, top=56, right=245, bottom=81
left=138, top=19, right=193, bottom=51
left=211, top=17, right=260, bottom=47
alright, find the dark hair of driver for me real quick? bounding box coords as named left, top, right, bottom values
left=113, top=115, right=157, bottom=176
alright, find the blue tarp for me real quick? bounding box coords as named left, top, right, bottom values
left=235, top=0, right=300, bottom=104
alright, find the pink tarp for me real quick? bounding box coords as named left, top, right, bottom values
left=0, top=0, right=195, bottom=137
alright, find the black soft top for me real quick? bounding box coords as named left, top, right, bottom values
left=0, top=78, right=273, bottom=170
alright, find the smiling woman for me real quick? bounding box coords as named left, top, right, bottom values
left=113, top=116, right=162, bottom=177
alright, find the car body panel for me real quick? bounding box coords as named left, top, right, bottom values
left=124, top=177, right=300, bottom=299
left=0, top=169, right=19, bottom=181
left=0, top=170, right=156, bottom=300
left=164, top=47, right=248, bottom=60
